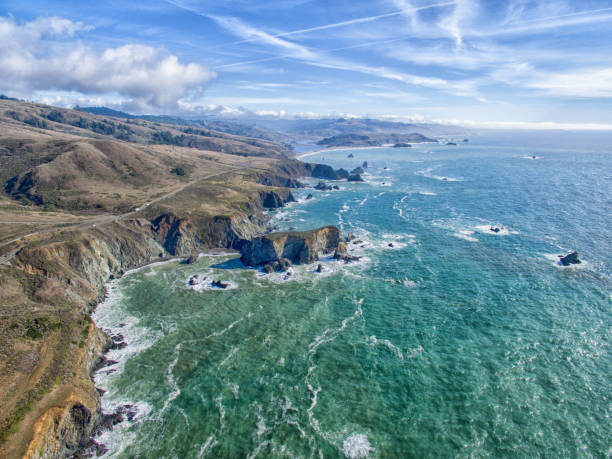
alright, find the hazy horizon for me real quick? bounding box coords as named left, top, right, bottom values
left=1, top=0, right=612, bottom=129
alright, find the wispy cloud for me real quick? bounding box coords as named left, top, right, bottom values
left=208, top=15, right=318, bottom=60
left=227, top=1, right=457, bottom=44
left=527, top=68, right=612, bottom=98
left=210, top=13, right=484, bottom=98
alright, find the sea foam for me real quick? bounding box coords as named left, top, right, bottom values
left=343, top=433, right=372, bottom=458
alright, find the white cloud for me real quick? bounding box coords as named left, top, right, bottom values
left=0, top=16, right=216, bottom=110
left=528, top=68, right=612, bottom=98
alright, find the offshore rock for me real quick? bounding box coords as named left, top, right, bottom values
left=315, top=181, right=333, bottom=191
left=212, top=280, right=229, bottom=289
left=350, top=166, right=364, bottom=175
left=240, top=226, right=342, bottom=266
left=336, top=168, right=350, bottom=179
left=309, top=163, right=341, bottom=180
left=333, top=241, right=361, bottom=263
left=559, top=251, right=581, bottom=266
left=347, top=174, right=364, bottom=182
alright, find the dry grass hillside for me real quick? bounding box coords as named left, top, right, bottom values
left=0, top=99, right=290, bottom=158
left=0, top=100, right=293, bottom=214
left=0, top=100, right=311, bottom=457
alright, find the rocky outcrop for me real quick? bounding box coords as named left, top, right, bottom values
left=309, top=164, right=341, bottom=180
left=262, top=257, right=292, bottom=273
left=1, top=183, right=293, bottom=457
left=259, top=189, right=296, bottom=209
left=315, top=181, right=333, bottom=191
left=333, top=241, right=361, bottom=263
left=347, top=174, right=364, bottom=182
left=336, top=168, right=349, bottom=179
left=559, top=251, right=581, bottom=266
left=20, top=324, right=110, bottom=459
left=350, top=166, right=364, bottom=175
left=240, top=226, right=342, bottom=266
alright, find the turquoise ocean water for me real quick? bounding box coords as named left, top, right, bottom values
left=94, top=136, right=612, bottom=458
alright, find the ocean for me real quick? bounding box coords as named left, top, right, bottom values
left=93, top=134, right=612, bottom=458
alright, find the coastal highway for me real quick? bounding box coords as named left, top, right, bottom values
left=0, top=162, right=253, bottom=264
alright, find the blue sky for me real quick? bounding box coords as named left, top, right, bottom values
left=1, top=0, right=612, bottom=128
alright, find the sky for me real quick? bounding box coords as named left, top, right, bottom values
left=1, top=0, right=612, bottom=129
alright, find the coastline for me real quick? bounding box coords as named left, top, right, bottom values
left=296, top=145, right=387, bottom=159
left=0, top=163, right=305, bottom=457
left=295, top=142, right=439, bottom=159
left=86, top=250, right=240, bottom=455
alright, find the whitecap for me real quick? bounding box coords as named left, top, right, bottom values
left=367, top=335, right=404, bottom=360
left=453, top=230, right=479, bottom=242
left=197, top=436, right=218, bottom=458
left=343, top=433, right=372, bottom=458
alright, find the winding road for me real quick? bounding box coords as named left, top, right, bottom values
left=0, top=162, right=253, bottom=264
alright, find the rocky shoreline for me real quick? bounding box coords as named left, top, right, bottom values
left=0, top=158, right=357, bottom=458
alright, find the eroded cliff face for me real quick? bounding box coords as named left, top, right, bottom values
left=239, top=226, right=342, bottom=266
left=22, top=324, right=110, bottom=459
left=0, top=186, right=296, bottom=458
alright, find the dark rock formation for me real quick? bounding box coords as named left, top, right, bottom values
left=240, top=226, right=342, bottom=266
left=559, top=251, right=581, bottom=266
left=315, top=264, right=323, bottom=273
left=309, top=163, right=340, bottom=180
left=347, top=174, right=364, bottom=182
left=260, top=189, right=296, bottom=209
left=336, top=168, right=350, bottom=179
left=212, top=280, right=229, bottom=289
left=350, top=166, right=364, bottom=175
left=347, top=153, right=354, bottom=158
left=362, top=161, right=368, bottom=169
left=490, top=226, right=501, bottom=233
left=305, top=193, right=313, bottom=200
left=447, top=142, right=457, bottom=146
left=315, top=181, right=333, bottom=191
left=393, top=143, right=411, bottom=148
left=333, top=241, right=361, bottom=263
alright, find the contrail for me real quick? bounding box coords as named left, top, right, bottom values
left=519, top=6, right=612, bottom=25
left=226, top=1, right=457, bottom=45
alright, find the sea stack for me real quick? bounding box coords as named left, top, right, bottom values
left=559, top=251, right=581, bottom=266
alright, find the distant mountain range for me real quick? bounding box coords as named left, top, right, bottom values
left=77, top=106, right=469, bottom=150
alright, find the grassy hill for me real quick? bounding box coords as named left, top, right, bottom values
left=0, top=100, right=296, bottom=214
left=0, top=99, right=313, bottom=457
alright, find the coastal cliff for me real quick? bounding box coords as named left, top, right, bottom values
left=240, top=226, right=342, bottom=266
left=0, top=184, right=296, bottom=458
left=0, top=99, right=356, bottom=458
